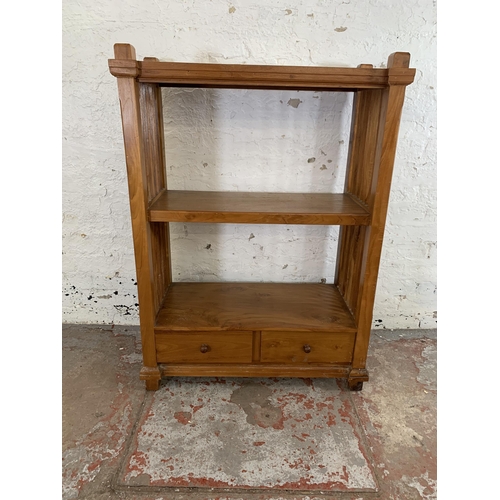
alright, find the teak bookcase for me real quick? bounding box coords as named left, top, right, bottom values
left=108, top=44, right=415, bottom=391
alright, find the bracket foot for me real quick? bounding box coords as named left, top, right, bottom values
left=139, top=366, right=161, bottom=391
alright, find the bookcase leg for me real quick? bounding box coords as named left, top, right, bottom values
left=348, top=380, right=364, bottom=391
left=140, top=366, right=161, bottom=391
left=348, top=368, right=369, bottom=391
left=337, top=53, right=412, bottom=392
left=112, top=45, right=169, bottom=392
left=145, top=379, right=160, bottom=391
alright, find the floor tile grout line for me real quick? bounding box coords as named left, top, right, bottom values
left=111, top=385, right=153, bottom=493
left=347, top=382, right=384, bottom=496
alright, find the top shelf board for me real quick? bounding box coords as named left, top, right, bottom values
left=109, top=47, right=416, bottom=91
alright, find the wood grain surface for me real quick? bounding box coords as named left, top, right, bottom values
left=149, top=190, right=370, bottom=225
left=139, top=80, right=172, bottom=313
left=335, top=88, right=383, bottom=317
left=159, top=363, right=352, bottom=378
left=156, top=332, right=253, bottom=364
left=349, top=53, right=413, bottom=370
left=260, top=331, right=354, bottom=364
left=113, top=45, right=158, bottom=370
left=109, top=45, right=416, bottom=91
left=155, top=283, right=357, bottom=332
left=136, top=60, right=415, bottom=90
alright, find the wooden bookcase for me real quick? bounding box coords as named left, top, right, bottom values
left=108, top=44, right=415, bottom=391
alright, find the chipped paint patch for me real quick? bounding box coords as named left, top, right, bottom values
left=402, top=471, right=437, bottom=499
left=287, top=98, right=303, bottom=108
left=119, top=378, right=377, bottom=491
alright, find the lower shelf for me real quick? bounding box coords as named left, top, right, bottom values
left=155, top=282, right=357, bottom=332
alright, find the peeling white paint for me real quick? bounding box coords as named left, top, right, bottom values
left=62, top=0, right=436, bottom=327
left=402, top=471, right=437, bottom=499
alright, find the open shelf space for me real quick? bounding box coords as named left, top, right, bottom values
left=149, top=190, right=370, bottom=225
left=154, top=282, right=357, bottom=332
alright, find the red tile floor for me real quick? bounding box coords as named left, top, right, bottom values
left=62, top=325, right=436, bottom=499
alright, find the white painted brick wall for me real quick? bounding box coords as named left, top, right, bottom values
left=62, top=0, right=437, bottom=329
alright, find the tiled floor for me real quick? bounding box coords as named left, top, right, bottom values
left=62, top=325, right=436, bottom=499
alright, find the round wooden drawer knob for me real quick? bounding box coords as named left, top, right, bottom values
left=303, top=344, right=311, bottom=353
left=200, top=344, right=210, bottom=353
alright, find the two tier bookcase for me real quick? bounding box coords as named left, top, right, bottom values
left=108, top=44, right=415, bottom=391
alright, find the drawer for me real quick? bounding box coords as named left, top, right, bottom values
left=261, top=331, right=355, bottom=364
left=156, top=332, right=253, bottom=364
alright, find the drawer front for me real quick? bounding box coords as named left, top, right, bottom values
left=156, top=332, right=253, bottom=364
left=261, top=331, right=355, bottom=364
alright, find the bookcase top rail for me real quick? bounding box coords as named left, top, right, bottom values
left=108, top=44, right=415, bottom=90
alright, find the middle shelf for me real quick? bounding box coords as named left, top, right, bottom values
left=149, top=190, right=370, bottom=225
